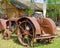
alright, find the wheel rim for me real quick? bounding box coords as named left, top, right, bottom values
left=18, top=19, right=35, bottom=46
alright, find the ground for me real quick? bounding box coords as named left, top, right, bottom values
left=0, top=30, right=60, bottom=48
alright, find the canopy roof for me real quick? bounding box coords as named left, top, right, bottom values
left=11, top=0, right=43, bottom=10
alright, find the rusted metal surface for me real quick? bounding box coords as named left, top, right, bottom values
left=17, top=17, right=41, bottom=46
left=17, top=17, right=41, bottom=35
left=37, top=17, right=56, bottom=35
left=16, top=17, right=57, bottom=46
left=6, top=18, right=18, bottom=32
left=0, top=16, right=57, bottom=46
left=0, top=18, right=18, bottom=39
left=42, top=18, right=56, bottom=34
left=0, top=19, right=11, bottom=39
left=0, top=19, right=7, bottom=30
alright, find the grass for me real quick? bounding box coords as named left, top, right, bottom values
left=0, top=34, right=26, bottom=48
left=0, top=30, right=60, bottom=48
left=34, top=38, right=60, bottom=48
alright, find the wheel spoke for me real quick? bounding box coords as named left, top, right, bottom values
left=18, top=19, right=35, bottom=46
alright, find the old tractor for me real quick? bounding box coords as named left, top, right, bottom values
left=0, top=14, right=57, bottom=46
left=17, top=16, right=57, bottom=46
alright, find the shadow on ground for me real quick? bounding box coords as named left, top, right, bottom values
left=11, top=35, right=21, bottom=45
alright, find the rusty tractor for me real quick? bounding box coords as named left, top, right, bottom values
left=17, top=16, right=57, bottom=46
left=0, top=16, right=57, bottom=46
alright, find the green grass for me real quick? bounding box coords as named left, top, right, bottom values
left=0, top=30, right=60, bottom=48
left=0, top=34, right=26, bottom=48
left=34, top=38, right=60, bottom=48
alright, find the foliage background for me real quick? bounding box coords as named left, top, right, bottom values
left=47, top=0, right=60, bottom=21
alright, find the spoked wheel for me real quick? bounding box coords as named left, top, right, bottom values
left=6, top=21, right=17, bottom=33
left=3, top=21, right=17, bottom=39
left=17, top=18, right=35, bottom=46
left=9, top=21, right=17, bottom=34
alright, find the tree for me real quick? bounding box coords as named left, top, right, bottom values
left=7, top=0, right=11, bottom=4
left=47, top=0, right=60, bottom=21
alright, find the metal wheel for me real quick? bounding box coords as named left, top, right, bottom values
left=3, top=20, right=17, bottom=39
left=10, top=21, right=17, bottom=33
left=6, top=20, right=17, bottom=34
left=17, top=18, right=35, bottom=46
left=42, top=18, right=56, bottom=34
